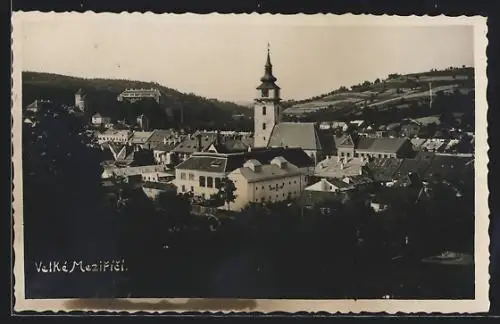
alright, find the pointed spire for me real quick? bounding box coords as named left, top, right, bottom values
left=260, top=43, right=277, bottom=83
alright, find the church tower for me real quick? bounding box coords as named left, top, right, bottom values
left=254, top=44, right=281, bottom=148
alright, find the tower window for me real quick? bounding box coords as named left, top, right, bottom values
left=262, top=89, right=269, bottom=98
left=262, top=123, right=266, bottom=130
left=262, top=106, right=266, bottom=115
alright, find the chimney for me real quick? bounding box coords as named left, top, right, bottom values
left=196, top=134, right=202, bottom=152
left=248, top=146, right=252, bottom=152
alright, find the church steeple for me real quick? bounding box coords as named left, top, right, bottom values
left=257, top=43, right=280, bottom=97
left=261, top=43, right=277, bottom=83
left=254, top=44, right=282, bottom=148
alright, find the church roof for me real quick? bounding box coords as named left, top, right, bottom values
left=267, top=122, right=322, bottom=151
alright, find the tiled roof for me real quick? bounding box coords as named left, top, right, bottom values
left=423, top=155, right=474, bottom=180
left=268, top=122, right=322, bottom=151
left=111, top=165, right=169, bottom=177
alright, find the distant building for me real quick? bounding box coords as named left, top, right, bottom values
left=141, top=171, right=175, bottom=183
left=75, top=88, right=87, bottom=112
left=228, top=157, right=306, bottom=211
left=97, top=129, right=133, bottom=144
left=102, top=164, right=169, bottom=182
left=334, top=134, right=414, bottom=159
left=117, top=88, right=162, bottom=104
left=25, top=99, right=52, bottom=114
left=91, top=113, right=111, bottom=126
left=136, top=114, right=151, bottom=131
left=314, top=156, right=366, bottom=179
left=128, top=131, right=154, bottom=149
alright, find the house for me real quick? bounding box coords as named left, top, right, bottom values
left=91, top=113, right=112, bottom=126
left=335, top=134, right=414, bottom=159
left=227, top=157, right=306, bottom=211
left=174, top=147, right=315, bottom=199
left=117, top=88, right=162, bottom=104
left=128, top=131, right=154, bottom=149
left=101, top=164, right=170, bottom=182
left=97, top=129, right=133, bottom=144
left=25, top=99, right=52, bottom=114
left=314, top=156, right=367, bottom=179
left=152, top=139, right=181, bottom=166
left=267, top=122, right=324, bottom=165
left=400, top=120, right=421, bottom=138
left=305, top=178, right=354, bottom=193
left=141, top=171, right=175, bottom=183
left=365, top=157, right=404, bottom=186
left=172, top=132, right=218, bottom=162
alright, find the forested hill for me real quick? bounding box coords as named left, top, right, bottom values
left=22, top=71, right=252, bottom=130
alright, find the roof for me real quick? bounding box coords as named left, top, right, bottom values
left=209, top=138, right=251, bottom=153
left=129, top=131, right=154, bottom=144
left=234, top=160, right=301, bottom=183
left=366, top=158, right=404, bottom=182
left=92, top=113, right=102, bottom=118
left=153, top=142, right=178, bottom=152
left=176, top=147, right=314, bottom=173
left=335, top=134, right=356, bottom=148
left=99, top=129, right=132, bottom=137
left=298, top=190, right=350, bottom=207
left=268, top=122, right=322, bottom=151
left=314, top=156, right=365, bottom=178
left=109, top=164, right=169, bottom=177
left=172, top=133, right=217, bottom=154
left=357, top=137, right=409, bottom=153
left=146, top=129, right=183, bottom=149
left=423, top=154, right=474, bottom=180
left=175, top=156, right=228, bottom=173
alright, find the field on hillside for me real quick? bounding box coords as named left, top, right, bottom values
left=284, top=67, right=474, bottom=117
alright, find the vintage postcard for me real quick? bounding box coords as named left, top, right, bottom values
left=12, top=12, right=489, bottom=314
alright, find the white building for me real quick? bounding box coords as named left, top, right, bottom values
left=101, top=164, right=169, bottom=181
left=228, top=157, right=306, bottom=211
left=174, top=147, right=315, bottom=200
left=97, top=129, right=133, bottom=144
left=91, top=113, right=111, bottom=125
left=141, top=171, right=174, bottom=183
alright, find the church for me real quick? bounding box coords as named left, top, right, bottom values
left=253, top=46, right=324, bottom=164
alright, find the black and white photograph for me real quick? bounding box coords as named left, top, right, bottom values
left=12, top=13, right=489, bottom=313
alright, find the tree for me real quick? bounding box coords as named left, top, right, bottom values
left=214, top=178, right=237, bottom=210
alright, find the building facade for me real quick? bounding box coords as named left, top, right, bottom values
left=228, top=157, right=305, bottom=211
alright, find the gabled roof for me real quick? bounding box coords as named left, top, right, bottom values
left=129, top=131, right=154, bottom=144
left=267, top=122, right=322, bottom=151
left=357, top=137, right=409, bottom=153
left=365, top=158, right=404, bottom=182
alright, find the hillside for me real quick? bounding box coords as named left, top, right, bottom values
left=22, top=72, right=252, bottom=130
left=282, top=66, right=475, bottom=124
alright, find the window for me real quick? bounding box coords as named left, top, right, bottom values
left=262, top=185, right=264, bottom=190
left=354, top=153, right=359, bottom=157
left=294, top=180, right=297, bottom=184
left=262, top=89, right=269, bottom=98
left=215, top=177, right=221, bottom=189
left=256, top=186, right=258, bottom=191
left=207, top=177, right=213, bottom=188
left=199, top=176, right=206, bottom=187
left=262, top=123, right=266, bottom=130
left=188, top=173, right=195, bottom=180
left=262, top=106, right=267, bottom=115
left=181, top=185, right=186, bottom=192
left=190, top=186, right=194, bottom=192
left=180, top=172, right=186, bottom=180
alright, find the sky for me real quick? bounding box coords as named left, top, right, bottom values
left=16, top=13, right=475, bottom=102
